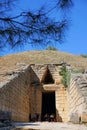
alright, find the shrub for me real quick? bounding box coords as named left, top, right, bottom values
left=80, top=54, right=87, bottom=58
left=72, top=68, right=85, bottom=74
left=46, top=46, right=58, bottom=51
left=59, top=65, right=70, bottom=88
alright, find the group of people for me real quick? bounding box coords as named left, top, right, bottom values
left=43, top=113, right=56, bottom=122
left=29, top=113, right=56, bottom=122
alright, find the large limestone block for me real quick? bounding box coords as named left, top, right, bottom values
left=81, top=112, right=87, bottom=123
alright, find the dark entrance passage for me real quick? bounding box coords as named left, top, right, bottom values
left=41, top=91, right=56, bottom=121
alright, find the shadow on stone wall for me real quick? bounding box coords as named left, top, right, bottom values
left=56, top=109, right=62, bottom=122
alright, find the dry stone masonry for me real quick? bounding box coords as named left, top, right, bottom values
left=0, top=66, right=30, bottom=121
left=68, top=74, right=87, bottom=123
left=0, top=63, right=87, bottom=123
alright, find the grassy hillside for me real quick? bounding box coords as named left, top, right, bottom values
left=0, top=50, right=87, bottom=82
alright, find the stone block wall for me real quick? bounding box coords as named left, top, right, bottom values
left=30, top=64, right=62, bottom=84
left=30, top=64, right=68, bottom=122
left=68, top=74, right=87, bottom=123
left=56, top=85, right=68, bottom=122
left=0, top=66, right=30, bottom=122
left=0, top=63, right=69, bottom=122
left=29, top=86, right=42, bottom=121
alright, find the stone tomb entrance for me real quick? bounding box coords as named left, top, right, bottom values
left=30, top=64, right=68, bottom=122
left=0, top=64, right=68, bottom=122
left=41, top=91, right=56, bottom=121
left=41, top=66, right=56, bottom=121
left=1, top=63, right=87, bottom=123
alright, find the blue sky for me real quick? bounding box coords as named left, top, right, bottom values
left=0, top=0, right=87, bottom=56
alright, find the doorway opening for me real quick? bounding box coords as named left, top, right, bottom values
left=41, top=91, right=56, bottom=121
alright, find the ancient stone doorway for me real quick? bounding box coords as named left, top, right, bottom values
left=41, top=91, right=56, bottom=121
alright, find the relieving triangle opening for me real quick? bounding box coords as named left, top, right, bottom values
left=41, top=67, right=54, bottom=84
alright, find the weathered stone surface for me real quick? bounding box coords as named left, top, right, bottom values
left=0, top=110, right=11, bottom=121
left=68, top=113, right=79, bottom=124
left=81, top=112, right=87, bottom=123
left=0, top=66, right=30, bottom=122
left=0, top=64, right=68, bottom=122
left=0, top=63, right=87, bottom=123
left=68, top=74, right=87, bottom=123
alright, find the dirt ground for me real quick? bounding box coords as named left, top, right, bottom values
left=14, top=122, right=87, bottom=130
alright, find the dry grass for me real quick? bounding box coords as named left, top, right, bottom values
left=0, top=50, right=87, bottom=82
